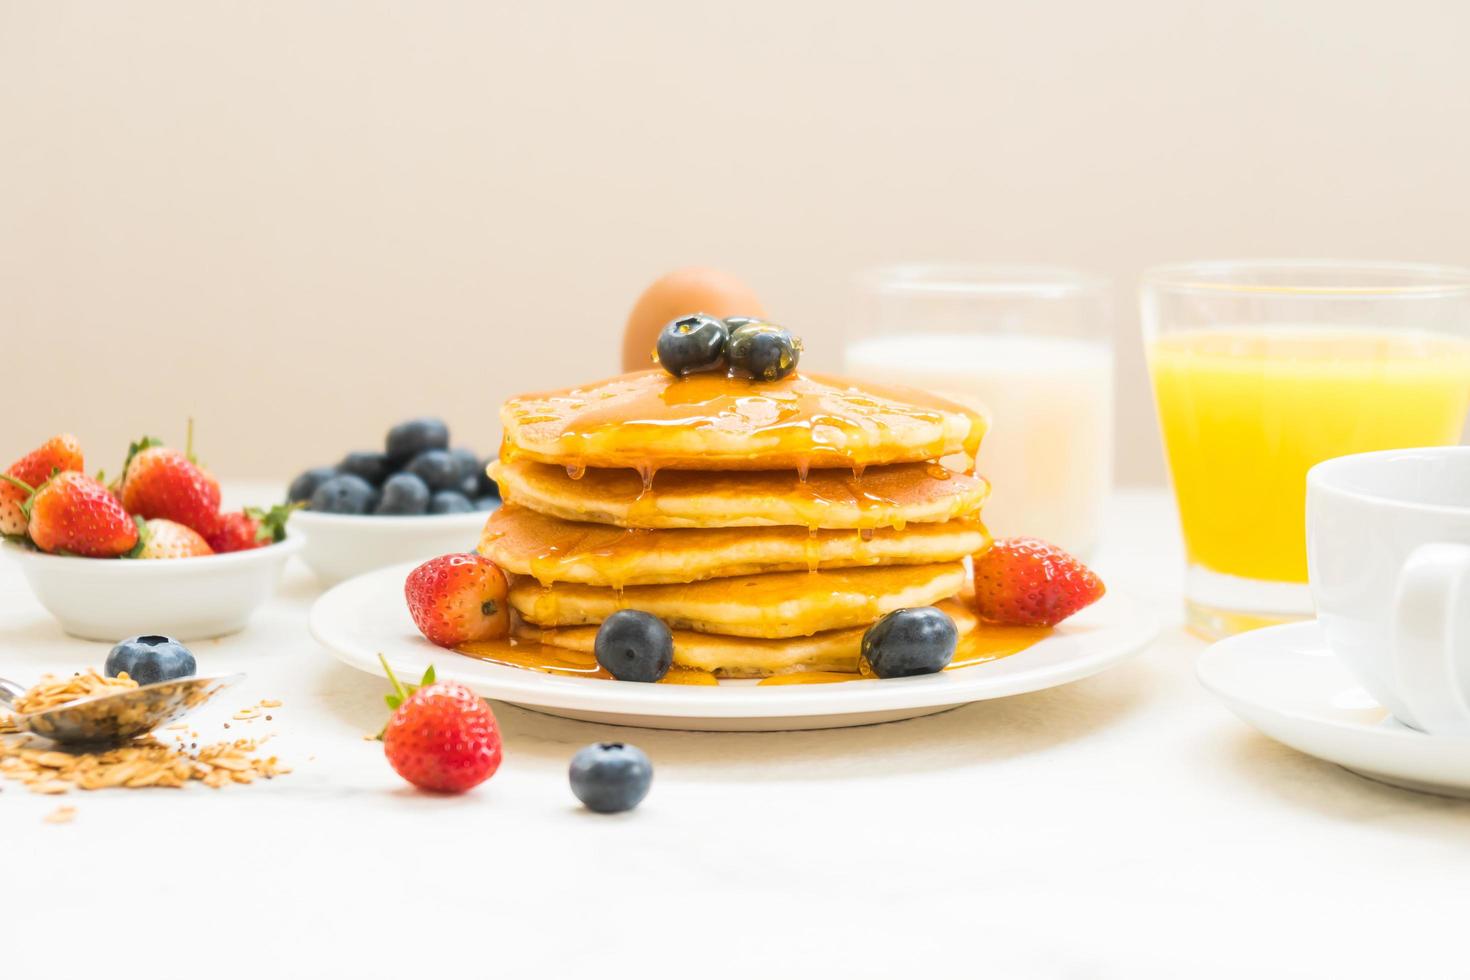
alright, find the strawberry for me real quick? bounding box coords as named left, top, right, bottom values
left=206, top=504, right=295, bottom=554
left=404, top=553, right=510, bottom=648
left=21, top=471, right=139, bottom=557
left=118, top=435, right=221, bottom=539
left=137, top=518, right=214, bottom=559
left=972, top=537, right=1106, bottom=627
left=0, top=434, right=84, bottom=537
left=379, top=654, right=502, bottom=793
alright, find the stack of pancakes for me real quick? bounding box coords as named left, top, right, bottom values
left=480, top=369, right=990, bottom=678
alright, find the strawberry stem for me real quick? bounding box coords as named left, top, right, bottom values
left=0, top=473, right=34, bottom=496
left=185, top=417, right=196, bottom=463
left=378, top=652, right=408, bottom=703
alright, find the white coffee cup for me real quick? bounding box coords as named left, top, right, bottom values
left=1308, top=447, right=1470, bottom=735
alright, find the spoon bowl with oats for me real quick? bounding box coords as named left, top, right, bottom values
left=0, top=670, right=242, bottom=746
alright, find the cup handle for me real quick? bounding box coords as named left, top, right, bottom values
left=1393, top=542, right=1470, bottom=732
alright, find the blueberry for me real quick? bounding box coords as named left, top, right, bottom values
left=337, top=451, right=390, bottom=486
left=594, top=610, right=673, bottom=682
left=569, top=742, right=653, bottom=813
left=474, top=495, right=499, bottom=511
left=405, top=449, right=461, bottom=491
left=861, top=607, right=958, bottom=678
left=476, top=460, right=500, bottom=498
left=375, top=472, right=430, bottom=515
left=105, top=635, right=196, bottom=686
left=656, top=314, right=729, bottom=377
left=457, top=474, right=481, bottom=499
left=386, top=418, right=450, bottom=465
left=309, top=474, right=377, bottom=515
left=287, top=466, right=338, bottom=504
left=727, top=320, right=799, bottom=382
left=428, top=490, right=474, bottom=514
left=449, top=447, right=481, bottom=482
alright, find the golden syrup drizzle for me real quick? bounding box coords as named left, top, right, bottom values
left=456, top=635, right=717, bottom=685
left=505, top=370, right=986, bottom=472
left=566, top=463, right=587, bottom=481
left=756, top=622, right=1051, bottom=686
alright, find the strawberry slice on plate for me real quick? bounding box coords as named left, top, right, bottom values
left=973, top=537, right=1105, bottom=627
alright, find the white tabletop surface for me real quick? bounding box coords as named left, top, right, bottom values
left=3, top=486, right=1466, bottom=979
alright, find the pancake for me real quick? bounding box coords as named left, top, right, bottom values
left=488, top=458, right=989, bottom=530
left=480, top=503, right=989, bottom=587
left=500, top=369, right=985, bottom=472
left=508, top=562, right=967, bottom=638
left=514, top=601, right=982, bottom=677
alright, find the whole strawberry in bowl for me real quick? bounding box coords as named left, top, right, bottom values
left=1, top=430, right=302, bottom=641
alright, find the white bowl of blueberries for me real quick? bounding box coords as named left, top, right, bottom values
left=289, top=418, right=498, bottom=586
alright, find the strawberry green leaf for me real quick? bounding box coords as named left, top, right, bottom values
left=123, top=516, right=148, bottom=559
left=121, top=436, right=164, bottom=480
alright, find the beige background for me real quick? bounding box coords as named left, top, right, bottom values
left=4, top=0, right=1468, bottom=485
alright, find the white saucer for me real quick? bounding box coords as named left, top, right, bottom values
left=1198, top=621, right=1470, bottom=797
left=311, top=562, right=1159, bottom=731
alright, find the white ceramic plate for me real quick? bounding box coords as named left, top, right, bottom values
left=311, top=562, right=1159, bottom=731
left=1198, top=620, right=1470, bottom=798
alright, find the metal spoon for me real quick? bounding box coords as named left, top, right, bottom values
left=0, top=673, right=242, bottom=745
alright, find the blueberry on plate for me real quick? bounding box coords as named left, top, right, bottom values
left=386, top=418, right=450, bottom=465
left=309, top=474, right=377, bottom=515
left=337, top=451, right=390, bottom=486
left=428, top=490, right=474, bottom=514
left=569, top=742, right=653, bottom=813
left=593, top=609, right=673, bottom=682
left=727, top=320, right=799, bottom=382
left=656, top=314, right=729, bottom=377
left=405, top=449, right=461, bottom=491
left=375, top=472, right=431, bottom=515
left=287, top=466, right=339, bottom=504
left=861, top=607, right=958, bottom=678
left=105, top=635, right=197, bottom=686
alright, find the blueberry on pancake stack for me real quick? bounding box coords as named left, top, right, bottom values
left=479, top=315, right=992, bottom=679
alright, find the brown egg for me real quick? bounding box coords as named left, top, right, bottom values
left=621, top=267, right=766, bottom=372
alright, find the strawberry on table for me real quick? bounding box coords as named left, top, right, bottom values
left=118, top=435, right=222, bottom=539
left=379, top=654, right=502, bottom=794
left=973, top=537, right=1105, bottom=627
left=206, top=504, right=294, bottom=554
left=136, top=518, right=214, bottom=559
left=22, top=471, right=139, bottom=557
left=404, top=553, right=510, bottom=647
left=0, top=434, right=84, bottom=537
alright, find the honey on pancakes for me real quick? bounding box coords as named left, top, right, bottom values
left=501, top=370, right=986, bottom=475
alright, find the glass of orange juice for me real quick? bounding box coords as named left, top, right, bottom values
left=1142, top=261, right=1470, bottom=639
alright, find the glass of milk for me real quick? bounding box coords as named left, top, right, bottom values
left=845, top=266, right=1113, bottom=557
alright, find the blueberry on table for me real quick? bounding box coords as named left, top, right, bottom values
left=405, top=449, right=461, bottom=491
left=569, top=742, right=653, bottom=813
left=428, top=490, right=474, bottom=514
left=105, top=635, right=197, bottom=686
left=386, top=418, right=450, bottom=465
left=861, top=607, right=958, bottom=678
left=337, top=451, right=390, bottom=486
left=727, top=320, right=799, bottom=382
left=309, top=474, right=377, bottom=514
left=594, top=610, right=674, bottom=682
left=375, top=472, right=431, bottom=515
left=656, top=314, right=729, bottom=377
left=287, top=466, right=339, bottom=504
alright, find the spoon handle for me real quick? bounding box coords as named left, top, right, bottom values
left=0, top=677, right=27, bottom=710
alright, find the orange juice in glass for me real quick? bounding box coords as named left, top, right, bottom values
left=1142, top=262, right=1470, bottom=639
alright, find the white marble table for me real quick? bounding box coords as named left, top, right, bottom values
left=3, top=487, right=1466, bottom=979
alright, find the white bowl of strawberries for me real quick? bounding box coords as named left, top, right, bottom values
left=1, top=432, right=300, bottom=641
